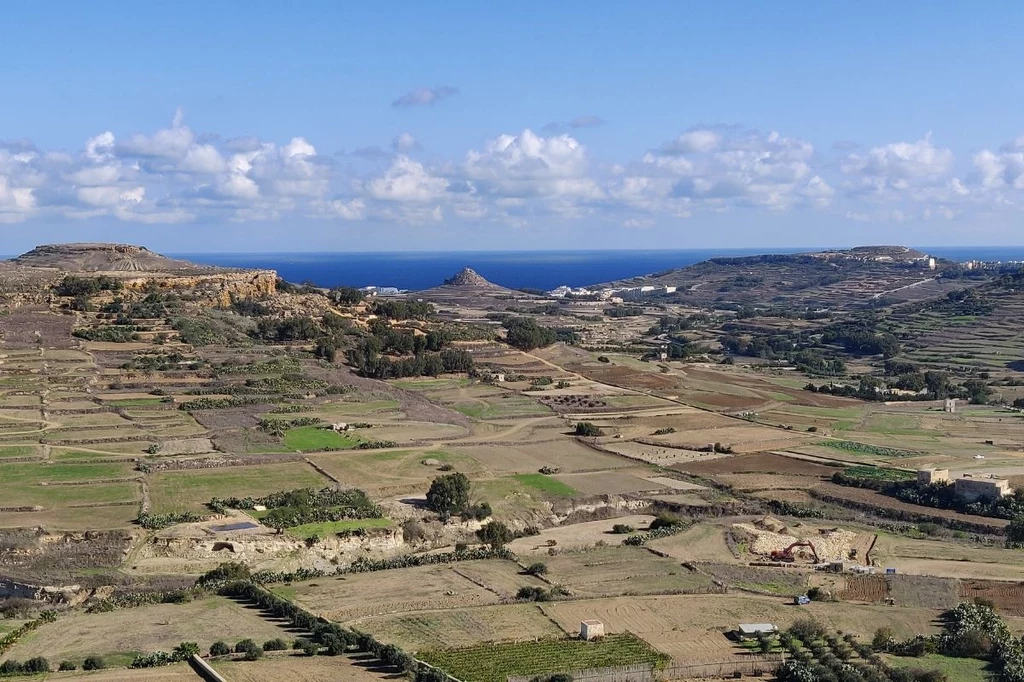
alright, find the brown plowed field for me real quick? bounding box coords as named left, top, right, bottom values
left=681, top=452, right=841, bottom=477
left=839, top=575, right=890, bottom=603
left=960, top=580, right=1024, bottom=616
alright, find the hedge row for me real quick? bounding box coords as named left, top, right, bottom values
left=0, top=611, right=57, bottom=656
left=251, top=547, right=516, bottom=584
left=220, top=582, right=453, bottom=682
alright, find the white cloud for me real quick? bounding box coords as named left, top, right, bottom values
left=391, top=132, right=423, bottom=154
left=12, top=112, right=1024, bottom=231
left=367, top=156, right=448, bottom=202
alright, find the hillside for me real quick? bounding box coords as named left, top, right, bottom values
left=0, top=243, right=276, bottom=304
left=606, top=246, right=975, bottom=311
left=416, top=267, right=536, bottom=304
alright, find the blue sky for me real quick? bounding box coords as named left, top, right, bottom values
left=2, top=1, right=1024, bottom=252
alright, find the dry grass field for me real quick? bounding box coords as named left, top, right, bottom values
left=3, top=598, right=294, bottom=666
left=212, top=655, right=399, bottom=682
left=356, top=603, right=564, bottom=651
left=279, top=560, right=537, bottom=622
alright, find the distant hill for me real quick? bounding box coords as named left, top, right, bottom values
left=415, top=267, right=537, bottom=303
left=602, top=245, right=970, bottom=310
left=10, top=243, right=225, bottom=273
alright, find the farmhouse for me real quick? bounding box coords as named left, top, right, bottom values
left=737, top=623, right=777, bottom=640
left=955, top=474, right=1011, bottom=502
left=916, top=469, right=949, bottom=485
left=580, top=620, right=605, bottom=641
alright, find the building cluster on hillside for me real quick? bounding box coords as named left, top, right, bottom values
left=917, top=468, right=1012, bottom=502
left=359, top=285, right=403, bottom=296
left=547, top=284, right=677, bottom=300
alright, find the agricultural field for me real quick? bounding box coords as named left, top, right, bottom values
left=148, top=462, right=331, bottom=514
left=3, top=597, right=294, bottom=667
left=7, top=245, right=1024, bottom=681
left=419, top=634, right=668, bottom=682
left=212, top=655, right=401, bottom=682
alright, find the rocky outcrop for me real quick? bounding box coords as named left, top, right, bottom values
left=443, top=267, right=492, bottom=286
left=119, top=271, right=277, bottom=306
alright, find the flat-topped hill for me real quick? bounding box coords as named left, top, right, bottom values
left=11, top=243, right=221, bottom=274
left=604, top=245, right=964, bottom=310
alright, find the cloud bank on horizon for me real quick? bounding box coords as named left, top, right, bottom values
left=1, top=106, right=1023, bottom=240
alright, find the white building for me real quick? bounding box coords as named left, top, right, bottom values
left=580, top=620, right=605, bottom=641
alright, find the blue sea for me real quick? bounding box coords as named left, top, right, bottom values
left=172, top=246, right=1024, bottom=292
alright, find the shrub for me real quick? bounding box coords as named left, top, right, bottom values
left=788, top=617, right=827, bottom=643
left=22, top=657, right=50, bottom=673
left=235, top=639, right=259, bottom=654
left=574, top=422, right=603, bottom=437
left=871, top=627, right=894, bottom=652
left=209, top=641, right=231, bottom=657
left=59, top=661, right=77, bottom=671
left=476, top=521, right=515, bottom=549
left=597, top=356, right=610, bottom=363
left=525, top=562, right=548, bottom=576
left=611, top=524, right=635, bottom=534
left=263, top=638, right=288, bottom=652
left=649, top=512, right=685, bottom=530
left=83, top=655, right=105, bottom=670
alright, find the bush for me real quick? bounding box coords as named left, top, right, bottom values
left=22, top=657, right=50, bottom=673
left=611, top=524, right=635, bottom=534
left=476, top=521, right=515, bottom=549
left=597, top=356, right=610, bottom=363
left=872, top=627, right=894, bottom=652
left=59, top=661, right=77, bottom=671
left=235, top=639, right=259, bottom=654
left=82, top=655, right=105, bottom=670
left=209, top=641, right=231, bottom=657
left=0, top=661, right=21, bottom=675
left=525, top=562, right=548, bottom=576
left=788, top=617, right=827, bottom=643
left=574, top=422, right=603, bottom=437
left=649, top=512, right=685, bottom=530
left=263, top=638, right=288, bottom=652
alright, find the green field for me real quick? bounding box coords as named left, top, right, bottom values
left=148, top=463, right=329, bottom=514
left=840, top=465, right=916, bottom=482
left=513, top=473, right=576, bottom=497
left=0, top=445, right=35, bottom=458
left=452, top=395, right=551, bottom=420
left=0, top=461, right=134, bottom=484
left=284, top=517, right=393, bottom=539
left=885, top=653, right=992, bottom=682
left=419, top=634, right=669, bottom=682
left=283, top=426, right=362, bottom=451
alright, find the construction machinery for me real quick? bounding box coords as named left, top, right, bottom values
left=769, top=541, right=820, bottom=563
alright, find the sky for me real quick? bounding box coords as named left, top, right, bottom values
left=2, top=1, right=1024, bottom=252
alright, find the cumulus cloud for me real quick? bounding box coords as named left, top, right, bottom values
left=391, top=85, right=459, bottom=107
left=11, top=111, right=1024, bottom=230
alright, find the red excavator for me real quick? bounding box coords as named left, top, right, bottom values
left=769, top=541, right=820, bottom=563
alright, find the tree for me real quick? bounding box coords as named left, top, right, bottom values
left=872, top=627, right=895, bottom=652
left=476, top=521, right=515, bottom=548
left=209, top=641, right=231, bottom=657
left=788, top=617, right=826, bottom=643
left=263, top=638, right=288, bottom=651
left=426, top=472, right=471, bottom=516
left=574, top=422, right=603, bottom=437
left=1007, top=514, right=1024, bottom=548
